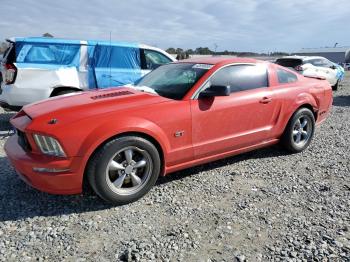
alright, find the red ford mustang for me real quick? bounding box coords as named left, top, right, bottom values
left=5, top=57, right=333, bottom=204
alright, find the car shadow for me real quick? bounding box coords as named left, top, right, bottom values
left=0, top=156, right=112, bottom=222
left=333, top=95, right=350, bottom=107
left=157, top=145, right=288, bottom=185
left=0, top=145, right=288, bottom=222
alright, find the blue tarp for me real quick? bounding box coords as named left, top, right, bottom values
left=87, top=40, right=142, bottom=88
left=15, top=40, right=80, bottom=68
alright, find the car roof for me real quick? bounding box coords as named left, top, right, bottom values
left=7, top=36, right=176, bottom=61
left=177, top=56, right=261, bottom=65
left=10, top=37, right=139, bottom=47
left=8, top=37, right=151, bottom=49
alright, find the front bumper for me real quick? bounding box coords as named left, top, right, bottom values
left=5, top=135, right=84, bottom=195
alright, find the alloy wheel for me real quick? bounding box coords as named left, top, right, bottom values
left=105, top=146, right=153, bottom=195
left=292, top=115, right=312, bottom=147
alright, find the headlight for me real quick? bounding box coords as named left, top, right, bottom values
left=33, top=134, right=66, bottom=157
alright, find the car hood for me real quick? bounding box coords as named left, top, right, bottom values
left=22, top=87, right=169, bottom=120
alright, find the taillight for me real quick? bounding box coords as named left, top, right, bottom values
left=4, top=63, right=17, bottom=84
left=295, top=65, right=303, bottom=72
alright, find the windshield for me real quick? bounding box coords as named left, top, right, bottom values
left=135, top=63, right=211, bottom=100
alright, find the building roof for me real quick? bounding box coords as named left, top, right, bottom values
left=278, top=55, right=331, bottom=60
left=296, top=47, right=350, bottom=53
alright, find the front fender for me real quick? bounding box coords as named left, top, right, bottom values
left=77, top=116, right=171, bottom=167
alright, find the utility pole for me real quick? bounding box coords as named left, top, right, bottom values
left=214, top=43, right=218, bottom=55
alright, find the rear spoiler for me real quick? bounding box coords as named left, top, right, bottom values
left=6, top=38, right=15, bottom=43
left=304, top=75, right=326, bottom=80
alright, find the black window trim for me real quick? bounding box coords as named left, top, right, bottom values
left=192, top=63, right=270, bottom=99
left=140, top=49, right=147, bottom=70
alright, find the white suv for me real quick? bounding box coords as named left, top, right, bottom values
left=276, top=56, right=345, bottom=91
left=0, top=37, right=176, bottom=111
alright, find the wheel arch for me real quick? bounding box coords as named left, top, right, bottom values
left=295, top=103, right=318, bottom=121
left=280, top=101, right=318, bottom=138
left=291, top=92, right=319, bottom=121
left=50, top=86, right=82, bottom=97
left=82, top=130, right=167, bottom=192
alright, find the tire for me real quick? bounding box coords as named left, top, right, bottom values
left=332, top=80, right=339, bottom=91
left=86, top=136, right=161, bottom=205
left=53, top=89, right=78, bottom=96
left=281, top=108, right=315, bottom=153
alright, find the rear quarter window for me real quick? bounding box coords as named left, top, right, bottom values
left=277, top=69, right=298, bottom=84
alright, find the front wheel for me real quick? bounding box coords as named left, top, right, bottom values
left=87, top=136, right=161, bottom=205
left=281, top=108, right=315, bottom=153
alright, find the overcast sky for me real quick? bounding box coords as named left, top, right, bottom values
left=1, top=0, right=349, bottom=52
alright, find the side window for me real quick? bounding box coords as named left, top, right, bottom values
left=143, top=49, right=172, bottom=70
left=304, top=59, right=319, bottom=66
left=322, top=59, right=333, bottom=68
left=305, top=58, right=330, bottom=68
left=209, top=65, right=268, bottom=93
left=16, top=43, right=80, bottom=65
left=94, top=45, right=141, bottom=69
left=277, top=69, right=298, bottom=84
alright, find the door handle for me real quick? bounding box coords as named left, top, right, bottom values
left=260, top=97, right=272, bottom=104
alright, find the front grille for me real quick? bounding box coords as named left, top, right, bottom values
left=17, top=129, right=32, bottom=152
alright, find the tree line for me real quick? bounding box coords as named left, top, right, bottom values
left=166, top=47, right=290, bottom=58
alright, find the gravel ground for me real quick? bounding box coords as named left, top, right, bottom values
left=0, top=74, right=349, bottom=261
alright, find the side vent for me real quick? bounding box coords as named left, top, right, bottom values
left=91, top=90, right=134, bottom=100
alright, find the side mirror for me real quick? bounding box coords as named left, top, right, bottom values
left=199, top=85, right=230, bottom=98
left=330, top=65, right=337, bottom=70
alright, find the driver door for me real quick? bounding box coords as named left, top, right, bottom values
left=191, top=64, right=278, bottom=159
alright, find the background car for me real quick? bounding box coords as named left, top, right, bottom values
left=5, top=57, right=333, bottom=205
left=276, top=56, right=344, bottom=91
left=0, top=37, right=176, bottom=111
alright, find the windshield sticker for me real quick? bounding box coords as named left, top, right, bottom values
left=192, top=64, right=214, bottom=70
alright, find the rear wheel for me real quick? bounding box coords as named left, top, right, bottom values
left=53, top=89, right=78, bottom=97
left=332, top=80, right=339, bottom=91
left=86, top=136, right=161, bottom=205
left=281, top=108, right=315, bottom=153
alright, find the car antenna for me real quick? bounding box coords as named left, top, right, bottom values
left=109, top=31, right=112, bottom=88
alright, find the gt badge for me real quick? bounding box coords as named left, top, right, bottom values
left=174, top=131, right=185, bottom=137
